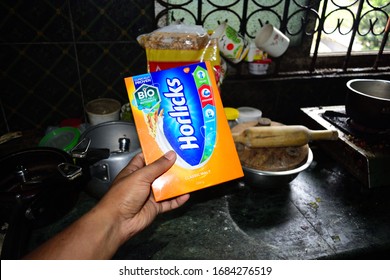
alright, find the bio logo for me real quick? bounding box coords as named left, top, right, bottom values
left=134, top=84, right=161, bottom=111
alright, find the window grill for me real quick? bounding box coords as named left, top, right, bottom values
left=155, top=0, right=390, bottom=75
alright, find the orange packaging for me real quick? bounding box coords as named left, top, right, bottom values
left=124, top=61, right=243, bottom=201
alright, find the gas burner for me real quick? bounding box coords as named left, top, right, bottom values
left=322, top=110, right=390, bottom=144
left=347, top=118, right=390, bottom=135
left=301, top=106, right=390, bottom=189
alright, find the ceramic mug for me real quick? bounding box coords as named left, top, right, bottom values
left=213, top=22, right=250, bottom=63
left=255, top=24, right=290, bottom=57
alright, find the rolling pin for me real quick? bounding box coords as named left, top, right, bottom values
left=232, top=125, right=338, bottom=148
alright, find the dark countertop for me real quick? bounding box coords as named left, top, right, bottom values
left=25, top=146, right=390, bottom=260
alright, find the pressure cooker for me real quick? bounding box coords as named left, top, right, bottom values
left=0, top=121, right=140, bottom=258
left=74, top=121, right=141, bottom=198
left=0, top=147, right=87, bottom=259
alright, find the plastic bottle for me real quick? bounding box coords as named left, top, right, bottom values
left=224, top=107, right=240, bottom=128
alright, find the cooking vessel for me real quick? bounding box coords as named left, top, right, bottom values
left=242, top=148, right=313, bottom=187
left=345, top=79, right=390, bottom=129
left=76, top=121, right=141, bottom=198
left=0, top=147, right=87, bottom=259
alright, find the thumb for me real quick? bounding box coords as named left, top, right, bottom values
left=137, top=150, right=177, bottom=183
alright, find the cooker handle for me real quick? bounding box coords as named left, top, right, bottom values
left=58, top=163, right=83, bottom=181
left=70, top=137, right=91, bottom=159
left=71, top=137, right=110, bottom=165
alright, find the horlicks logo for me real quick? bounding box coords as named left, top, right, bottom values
left=164, top=78, right=199, bottom=151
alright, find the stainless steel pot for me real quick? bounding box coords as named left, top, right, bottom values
left=76, top=121, right=141, bottom=198
left=345, top=79, right=390, bottom=129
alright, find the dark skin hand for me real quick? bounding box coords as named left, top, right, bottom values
left=24, top=151, right=190, bottom=260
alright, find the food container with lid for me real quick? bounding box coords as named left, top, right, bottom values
left=85, top=98, right=121, bottom=126
left=237, top=107, right=262, bottom=123
left=38, top=127, right=80, bottom=152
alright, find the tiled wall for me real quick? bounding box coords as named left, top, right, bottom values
left=1, top=0, right=154, bottom=134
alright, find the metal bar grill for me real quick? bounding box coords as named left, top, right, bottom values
left=342, top=0, right=365, bottom=71
left=155, top=0, right=390, bottom=74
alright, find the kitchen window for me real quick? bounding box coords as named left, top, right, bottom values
left=154, top=0, right=390, bottom=76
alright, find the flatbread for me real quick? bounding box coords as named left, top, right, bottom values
left=233, top=120, right=309, bottom=171
left=236, top=143, right=309, bottom=171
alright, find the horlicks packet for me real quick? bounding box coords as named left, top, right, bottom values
left=124, top=61, right=243, bottom=201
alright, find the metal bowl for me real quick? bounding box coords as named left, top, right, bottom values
left=242, top=148, right=313, bottom=187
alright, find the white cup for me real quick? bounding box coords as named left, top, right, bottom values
left=85, top=98, right=121, bottom=125
left=255, top=24, right=290, bottom=57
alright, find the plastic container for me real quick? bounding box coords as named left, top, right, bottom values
left=38, top=127, right=80, bottom=152
left=85, top=98, right=121, bottom=125
left=248, top=58, right=272, bottom=75
left=245, top=42, right=266, bottom=62
left=120, top=103, right=134, bottom=122
left=237, top=107, right=262, bottom=123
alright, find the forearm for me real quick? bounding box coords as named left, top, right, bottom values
left=24, top=206, right=124, bottom=260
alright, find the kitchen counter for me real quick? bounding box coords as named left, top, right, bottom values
left=25, top=146, right=390, bottom=260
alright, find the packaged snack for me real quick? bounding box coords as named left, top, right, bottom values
left=137, top=24, right=225, bottom=84
left=124, top=62, right=243, bottom=201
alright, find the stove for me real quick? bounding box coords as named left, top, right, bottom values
left=301, top=105, right=390, bottom=189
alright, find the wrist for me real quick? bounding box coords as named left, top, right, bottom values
left=82, top=205, right=124, bottom=255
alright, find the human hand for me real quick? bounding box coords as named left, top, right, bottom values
left=23, top=150, right=189, bottom=260
left=95, top=150, right=190, bottom=244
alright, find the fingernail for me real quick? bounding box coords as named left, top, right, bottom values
left=164, top=150, right=176, bottom=161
